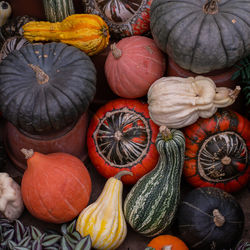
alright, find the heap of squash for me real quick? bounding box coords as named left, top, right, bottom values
left=0, top=0, right=249, bottom=249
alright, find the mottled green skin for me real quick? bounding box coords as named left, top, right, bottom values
left=43, top=0, right=75, bottom=22
left=123, top=129, right=185, bottom=237
left=0, top=42, right=96, bottom=134
left=150, top=0, right=250, bottom=74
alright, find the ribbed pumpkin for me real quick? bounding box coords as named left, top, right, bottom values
left=76, top=171, right=131, bottom=249
left=43, top=0, right=75, bottom=22
left=105, top=36, right=166, bottom=98
left=124, top=127, right=185, bottom=237
left=0, top=36, right=29, bottom=62
left=21, top=149, right=92, bottom=224
left=87, top=98, right=159, bottom=185
left=23, top=14, right=110, bottom=56
left=150, top=0, right=250, bottom=74
left=83, top=0, right=152, bottom=38
left=176, top=187, right=245, bottom=250
left=183, top=109, right=250, bottom=193
left=0, top=42, right=96, bottom=134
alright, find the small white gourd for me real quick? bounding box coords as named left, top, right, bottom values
left=0, top=1, right=11, bottom=27
left=0, top=173, right=24, bottom=220
left=147, top=76, right=241, bottom=128
left=76, top=171, right=132, bottom=250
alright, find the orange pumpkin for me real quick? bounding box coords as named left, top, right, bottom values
left=21, top=149, right=92, bottom=223
left=147, top=235, right=189, bottom=250
left=104, top=36, right=166, bottom=98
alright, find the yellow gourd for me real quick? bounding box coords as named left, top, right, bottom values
left=76, top=171, right=132, bottom=250
left=22, top=14, right=110, bottom=56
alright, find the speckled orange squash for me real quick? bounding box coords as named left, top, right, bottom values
left=183, top=109, right=250, bottom=193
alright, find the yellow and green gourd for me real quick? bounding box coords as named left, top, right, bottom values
left=76, top=171, right=132, bottom=249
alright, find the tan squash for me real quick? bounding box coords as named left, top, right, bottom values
left=22, top=14, right=110, bottom=56
left=147, top=76, right=240, bottom=128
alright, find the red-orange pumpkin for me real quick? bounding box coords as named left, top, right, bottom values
left=21, top=149, right=92, bottom=223
left=87, top=98, right=159, bottom=184
left=104, top=36, right=166, bottom=98
left=183, top=109, right=250, bottom=193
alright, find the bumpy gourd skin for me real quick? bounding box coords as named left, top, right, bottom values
left=23, top=14, right=110, bottom=56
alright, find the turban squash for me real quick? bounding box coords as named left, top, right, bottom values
left=0, top=42, right=96, bottom=134
left=183, top=109, right=250, bottom=193
left=150, top=0, right=250, bottom=74
left=83, top=0, right=153, bottom=38
left=87, top=99, right=159, bottom=185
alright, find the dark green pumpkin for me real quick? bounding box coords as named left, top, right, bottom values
left=0, top=42, right=96, bottom=134
left=150, top=0, right=250, bottom=74
left=176, top=187, right=245, bottom=250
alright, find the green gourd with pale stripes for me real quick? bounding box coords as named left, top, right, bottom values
left=123, top=127, right=185, bottom=237
left=43, top=0, right=75, bottom=22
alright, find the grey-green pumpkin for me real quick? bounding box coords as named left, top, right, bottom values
left=123, top=127, right=185, bottom=237
left=150, top=0, right=250, bottom=74
left=0, top=42, right=96, bottom=134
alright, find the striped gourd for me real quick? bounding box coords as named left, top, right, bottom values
left=22, top=14, right=110, bottom=56
left=43, top=0, right=75, bottom=22
left=76, top=171, right=132, bottom=249
left=0, top=36, right=29, bottom=62
left=123, top=127, right=185, bottom=237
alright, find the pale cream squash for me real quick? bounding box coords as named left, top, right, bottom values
left=76, top=171, right=132, bottom=250
left=147, top=76, right=241, bottom=128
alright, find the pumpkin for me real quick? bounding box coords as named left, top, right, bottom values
left=21, top=149, right=92, bottom=224
left=0, top=1, right=11, bottom=27
left=23, top=14, right=110, bottom=56
left=176, top=187, right=245, bottom=250
left=183, top=109, right=250, bottom=193
left=83, top=0, right=152, bottom=38
left=0, top=173, right=24, bottom=220
left=76, top=171, right=131, bottom=249
left=147, top=76, right=241, bottom=128
left=147, top=235, right=189, bottom=250
left=123, top=127, right=185, bottom=237
left=87, top=98, right=159, bottom=185
left=43, top=0, right=75, bottom=22
left=150, top=0, right=250, bottom=74
left=0, top=36, right=29, bottom=62
left=105, top=36, right=166, bottom=98
left=0, top=15, right=36, bottom=46
left=0, top=42, right=96, bottom=134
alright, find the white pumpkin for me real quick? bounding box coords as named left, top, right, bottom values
left=147, top=76, right=240, bottom=128
left=0, top=173, right=24, bottom=220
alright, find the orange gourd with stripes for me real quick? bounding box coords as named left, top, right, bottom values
left=22, top=14, right=110, bottom=56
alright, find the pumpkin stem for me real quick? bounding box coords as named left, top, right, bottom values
left=203, top=0, right=219, bottom=14
left=114, top=171, right=133, bottom=180
left=221, top=155, right=231, bottom=165
left=229, top=85, right=241, bottom=99
left=111, top=43, right=122, bottom=59
left=21, top=148, right=34, bottom=159
left=29, top=64, right=49, bottom=85
left=162, top=246, right=172, bottom=250
left=213, top=209, right=225, bottom=227
left=160, top=126, right=172, bottom=141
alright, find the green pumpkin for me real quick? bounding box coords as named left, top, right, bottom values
left=150, top=0, right=250, bottom=74
left=123, top=127, right=185, bottom=237
left=0, top=42, right=96, bottom=134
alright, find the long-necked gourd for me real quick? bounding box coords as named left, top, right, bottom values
left=123, top=126, right=185, bottom=237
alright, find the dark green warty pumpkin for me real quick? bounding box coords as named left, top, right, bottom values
left=0, top=42, right=96, bottom=134
left=150, top=0, right=250, bottom=74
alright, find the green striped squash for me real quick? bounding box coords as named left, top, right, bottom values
left=123, top=127, right=185, bottom=237
left=43, top=0, right=75, bottom=22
